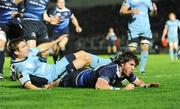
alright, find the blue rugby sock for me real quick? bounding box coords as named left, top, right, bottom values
left=89, top=54, right=111, bottom=69
left=140, top=51, right=148, bottom=72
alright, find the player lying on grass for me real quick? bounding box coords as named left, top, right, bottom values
left=8, top=36, right=111, bottom=90
left=51, top=52, right=159, bottom=90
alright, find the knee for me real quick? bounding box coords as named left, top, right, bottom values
left=78, top=50, right=91, bottom=64
left=128, top=43, right=137, bottom=52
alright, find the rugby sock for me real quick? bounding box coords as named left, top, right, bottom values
left=58, top=50, right=64, bottom=59
left=89, top=54, right=111, bottom=69
left=140, top=51, right=148, bottom=72
left=0, top=51, right=5, bottom=75
left=53, top=55, right=58, bottom=63
left=39, top=57, right=47, bottom=63
left=169, top=49, right=174, bottom=61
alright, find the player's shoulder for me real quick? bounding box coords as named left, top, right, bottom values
left=166, top=20, right=171, bottom=24
left=103, top=63, right=119, bottom=71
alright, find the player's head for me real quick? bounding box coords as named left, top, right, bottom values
left=113, top=52, right=139, bottom=76
left=169, top=12, right=176, bottom=21
left=109, top=27, right=114, bottom=32
left=56, top=0, right=65, bottom=9
left=8, top=37, right=29, bottom=58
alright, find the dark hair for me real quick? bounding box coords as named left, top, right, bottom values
left=113, top=52, right=139, bottom=67
left=7, top=37, right=25, bottom=58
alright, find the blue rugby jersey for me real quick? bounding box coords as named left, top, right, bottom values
left=23, top=0, right=49, bottom=21
left=0, top=0, right=18, bottom=25
left=48, top=7, right=73, bottom=32
left=76, top=63, right=137, bottom=88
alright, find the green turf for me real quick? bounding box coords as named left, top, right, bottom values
left=0, top=55, right=180, bottom=109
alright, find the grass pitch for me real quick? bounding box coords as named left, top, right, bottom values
left=0, top=55, right=180, bottom=109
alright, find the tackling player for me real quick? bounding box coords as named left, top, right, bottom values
left=53, top=52, right=160, bottom=90
left=120, top=0, right=157, bottom=74
left=162, top=12, right=180, bottom=61
left=45, top=0, right=82, bottom=63
left=8, top=36, right=111, bottom=90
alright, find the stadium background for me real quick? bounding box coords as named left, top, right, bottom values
left=47, top=0, right=180, bottom=54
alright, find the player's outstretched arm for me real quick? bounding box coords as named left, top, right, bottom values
left=24, top=81, right=52, bottom=90
left=37, top=34, right=67, bottom=53
left=133, top=78, right=160, bottom=88
left=95, top=78, right=134, bottom=90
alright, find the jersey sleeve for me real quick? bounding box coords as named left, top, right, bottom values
left=126, top=73, right=137, bottom=83
left=122, top=0, right=130, bottom=8
left=178, top=20, right=180, bottom=28
left=47, top=7, right=56, bottom=17
left=165, top=21, right=169, bottom=28
left=99, top=68, right=114, bottom=83
left=69, top=9, right=74, bottom=18
left=29, top=48, right=40, bottom=56
left=15, top=66, right=31, bottom=86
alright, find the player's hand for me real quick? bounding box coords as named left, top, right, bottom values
left=152, top=3, right=157, bottom=11
left=76, top=26, right=82, bottom=33
left=131, top=9, right=141, bottom=14
left=161, top=37, right=165, bottom=41
left=11, top=11, right=19, bottom=17
left=147, top=83, right=160, bottom=88
left=124, top=84, right=135, bottom=90
left=141, top=83, right=160, bottom=88
left=43, top=83, right=53, bottom=90
left=49, top=15, right=60, bottom=25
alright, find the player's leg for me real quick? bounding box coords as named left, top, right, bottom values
left=107, top=45, right=111, bottom=54
left=0, top=30, right=6, bottom=80
left=127, top=31, right=139, bottom=52
left=140, top=39, right=150, bottom=73
left=173, top=38, right=179, bottom=60
left=57, top=34, right=68, bottom=59
left=112, top=45, right=117, bottom=54
left=73, top=50, right=112, bottom=69
left=169, top=42, right=174, bottom=61
left=22, top=20, right=37, bottom=48
left=37, top=22, right=51, bottom=63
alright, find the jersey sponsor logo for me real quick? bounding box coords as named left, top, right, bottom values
left=31, top=32, right=36, bottom=37
left=17, top=72, right=23, bottom=79
left=29, top=0, right=46, bottom=8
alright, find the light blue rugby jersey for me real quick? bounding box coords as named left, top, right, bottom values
left=13, top=48, right=69, bottom=85
left=122, top=0, right=153, bottom=32
left=165, top=19, right=180, bottom=38
left=48, top=7, right=73, bottom=32
left=23, top=0, right=49, bottom=21
left=0, top=0, right=18, bottom=25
